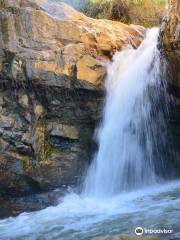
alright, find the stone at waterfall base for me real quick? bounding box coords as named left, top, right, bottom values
left=0, top=189, right=64, bottom=219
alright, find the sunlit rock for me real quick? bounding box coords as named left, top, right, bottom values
left=0, top=0, right=145, bottom=89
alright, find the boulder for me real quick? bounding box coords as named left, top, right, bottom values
left=0, top=0, right=145, bottom=89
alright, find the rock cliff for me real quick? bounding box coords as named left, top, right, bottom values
left=0, top=0, right=144, bottom=215
left=159, top=0, right=180, bottom=175
left=160, top=0, right=180, bottom=94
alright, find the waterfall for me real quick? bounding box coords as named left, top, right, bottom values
left=83, top=28, right=168, bottom=197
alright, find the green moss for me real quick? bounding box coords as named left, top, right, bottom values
left=35, top=119, right=53, bottom=162
left=1, top=17, right=9, bottom=44
left=0, top=0, right=6, bottom=9
left=20, top=155, right=31, bottom=168
left=44, top=139, right=53, bottom=160
left=19, top=0, right=24, bottom=8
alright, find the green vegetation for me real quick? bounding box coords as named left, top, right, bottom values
left=1, top=17, right=9, bottom=44
left=35, top=120, right=53, bottom=162
left=83, top=0, right=167, bottom=27
left=0, top=0, right=6, bottom=9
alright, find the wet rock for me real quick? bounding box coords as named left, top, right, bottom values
left=160, top=0, right=180, bottom=92
left=47, top=123, right=79, bottom=140
left=0, top=87, right=103, bottom=201
left=0, top=188, right=63, bottom=219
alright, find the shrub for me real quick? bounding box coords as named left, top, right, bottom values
left=82, top=0, right=166, bottom=27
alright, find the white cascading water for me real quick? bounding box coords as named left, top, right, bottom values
left=83, top=28, right=164, bottom=197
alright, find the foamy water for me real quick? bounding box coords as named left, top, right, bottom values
left=0, top=180, right=179, bottom=239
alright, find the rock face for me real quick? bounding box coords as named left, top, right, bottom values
left=0, top=0, right=144, bottom=213
left=0, top=87, right=102, bottom=195
left=160, top=0, right=180, bottom=92
left=159, top=0, right=180, bottom=173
